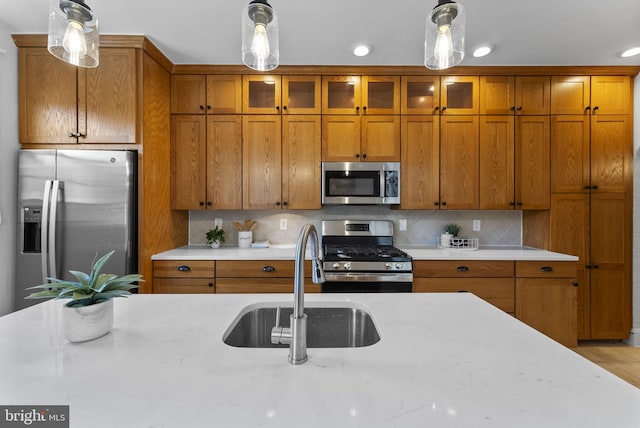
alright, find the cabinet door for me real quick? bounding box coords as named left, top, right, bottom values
left=590, top=193, right=631, bottom=339
left=440, top=76, right=478, bottom=114
left=282, top=76, right=321, bottom=114
left=590, top=76, right=631, bottom=114
left=550, top=115, right=590, bottom=193
left=80, top=48, right=137, bottom=143
left=282, top=115, right=321, bottom=209
left=243, top=115, right=282, bottom=209
left=401, top=76, right=440, bottom=115
left=171, top=75, right=206, bottom=114
left=171, top=115, right=207, bottom=210
left=400, top=115, right=440, bottom=209
left=590, top=115, right=631, bottom=193
left=207, top=75, right=242, bottom=114
left=243, top=75, right=281, bottom=114
left=479, top=115, right=515, bottom=209
left=515, top=116, right=550, bottom=209
left=154, top=278, right=215, bottom=293
left=18, top=48, right=78, bottom=144
left=479, top=76, right=515, bottom=115
left=322, top=76, right=362, bottom=114
left=321, top=116, right=361, bottom=161
left=515, top=76, right=550, bottom=115
left=361, top=115, right=400, bottom=161
left=206, top=116, right=243, bottom=209
left=439, top=115, right=479, bottom=209
left=516, top=278, right=577, bottom=347
left=550, top=76, right=590, bottom=115
left=362, top=76, right=400, bottom=115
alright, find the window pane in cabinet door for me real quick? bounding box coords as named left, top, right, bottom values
left=327, top=81, right=355, bottom=109
left=446, top=82, right=474, bottom=109
left=287, top=81, right=315, bottom=109
left=367, top=81, right=395, bottom=109
left=406, top=82, right=437, bottom=110
left=248, top=81, right=276, bottom=109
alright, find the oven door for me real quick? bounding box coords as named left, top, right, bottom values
left=322, top=272, right=413, bottom=293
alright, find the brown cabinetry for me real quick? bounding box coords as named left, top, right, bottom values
left=515, top=261, right=578, bottom=347
left=216, top=260, right=319, bottom=293
left=243, top=75, right=321, bottom=114
left=171, top=75, right=242, bottom=114
left=551, top=75, right=631, bottom=115
left=440, top=76, right=478, bottom=114
left=401, top=76, right=440, bottom=115
left=413, top=260, right=515, bottom=313
left=153, top=260, right=215, bottom=293
left=19, top=47, right=137, bottom=144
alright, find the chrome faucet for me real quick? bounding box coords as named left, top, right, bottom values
left=271, top=224, right=325, bottom=364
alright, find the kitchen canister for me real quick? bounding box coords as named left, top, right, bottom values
left=238, top=231, right=253, bottom=248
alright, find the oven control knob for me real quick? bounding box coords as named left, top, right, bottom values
left=385, top=263, right=393, bottom=270
left=343, top=262, right=351, bottom=271
left=333, top=263, right=341, bottom=269
left=395, top=263, right=403, bottom=270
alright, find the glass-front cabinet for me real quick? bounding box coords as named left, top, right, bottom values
left=401, top=76, right=440, bottom=115
left=322, top=76, right=399, bottom=114
left=440, top=76, right=479, bottom=115
left=243, top=75, right=321, bottom=114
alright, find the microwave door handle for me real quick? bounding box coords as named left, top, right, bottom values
left=48, top=180, right=62, bottom=280
left=40, top=180, right=53, bottom=283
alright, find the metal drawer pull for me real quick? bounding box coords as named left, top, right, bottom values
left=177, top=265, right=191, bottom=272
left=540, top=266, right=553, bottom=272
left=456, top=266, right=469, bottom=272
left=262, top=265, right=276, bottom=272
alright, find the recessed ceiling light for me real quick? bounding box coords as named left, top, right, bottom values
left=353, top=44, right=372, bottom=57
left=473, top=45, right=493, bottom=58
left=620, top=46, right=640, bottom=58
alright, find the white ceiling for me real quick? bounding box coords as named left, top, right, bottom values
left=1, top=0, right=640, bottom=67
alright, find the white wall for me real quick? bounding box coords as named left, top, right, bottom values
left=0, top=25, right=18, bottom=316
left=630, top=73, right=640, bottom=345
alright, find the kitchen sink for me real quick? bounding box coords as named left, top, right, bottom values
left=223, top=302, right=380, bottom=348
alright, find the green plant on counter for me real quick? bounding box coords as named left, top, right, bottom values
left=206, top=225, right=226, bottom=244
left=444, top=223, right=462, bottom=237
left=25, top=251, right=142, bottom=307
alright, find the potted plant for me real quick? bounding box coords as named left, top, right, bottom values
left=444, top=223, right=462, bottom=237
left=25, top=251, right=142, bottom=343
left=206, top=225, right=226, bottom=248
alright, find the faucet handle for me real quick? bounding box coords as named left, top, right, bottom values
left=271, top=306, right=284, bottom=344
left=312, top=258, right=326, bottom=284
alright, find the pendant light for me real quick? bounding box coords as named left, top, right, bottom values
left=242, top=0, right=279, bottom=71
left=47, top=0, right=99, bottom=68
left=424, top=0, right=465, bottom=70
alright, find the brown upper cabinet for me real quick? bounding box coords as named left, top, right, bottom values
left=401, top=76, right=441, bottom=115
left=322, top=76, right=400, bottom=115
left=440, top=76, right=478, bottom=115
left=480, top=76, right=550, bottom=115
left=242, top=75, right=321, bottom=114
left=19, top=47, right=138, bottom=144
left=171, top=75, right=242, bottom=114
left=551, top=76, right=631, bottom=115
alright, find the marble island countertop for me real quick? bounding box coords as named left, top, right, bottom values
left=152, top=245, right=578, bottom=261
left=1, top=293, right=637, bottom=427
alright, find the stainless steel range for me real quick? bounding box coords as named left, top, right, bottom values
left=321, top=220, right=413, bottom=292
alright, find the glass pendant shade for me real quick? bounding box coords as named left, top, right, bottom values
left=48, top=0, right=99, bottom=68
left=424, top=0, right=465, bottom=70
left=242, top=0, right=279, bottom=71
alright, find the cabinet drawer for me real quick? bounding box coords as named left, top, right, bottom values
left=413, top=260, right=514, bottom=278
left=216, top=278, right=320, bottom=294
left=216, top=260, right=311, bottom=278
left=413, top=278, right=515, bottom=312
left=516, top=261, right=577, bottom=278
left=154, top=278, right=215, bottom=294
left=153, top=260, right=215, bottom=278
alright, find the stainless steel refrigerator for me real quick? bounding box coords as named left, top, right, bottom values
left=15, top=150, right=137, bottom=310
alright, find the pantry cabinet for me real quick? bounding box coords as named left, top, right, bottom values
left=551, top=75, right=631, bottom=115
left=515, top=115, right=550, bottom=209
left=171, top=75, right=242, bottom=114
left=440, top=76, right=479, bottom=115
left=18, top=47, right=137, bottom=144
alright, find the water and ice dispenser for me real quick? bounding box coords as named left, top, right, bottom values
left=22, top=206, right=41, bottom=253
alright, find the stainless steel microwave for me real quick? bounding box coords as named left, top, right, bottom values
left=321, top=162, right=400, bottom=205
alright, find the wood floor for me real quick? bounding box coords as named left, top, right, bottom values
left=573, top=341, right=640, bottom=388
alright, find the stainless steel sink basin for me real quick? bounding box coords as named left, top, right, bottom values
left=223, top=303, right=380, bottom=348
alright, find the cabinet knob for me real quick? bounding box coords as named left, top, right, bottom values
left=540, top=266, right=554, bottom=273
left=434, top=106, right=440, bottom=112
left=177, top=265, right=191, bottom=272
left=283, top=105, right=287, bottom=111
left=441, top=106, right=447, bottom=112
left=591, top=184, right=599, bottom=190
left=572, top=281, right=579, bottom=287
left=363, top=106, right=367, bottom=112
left=207, top=105, right=212, bottom=110
left=434, top=201, right=440, bottom=206
left=516, top=106, right=523, bottom=111
left=355, top=153, right=360, bottom=159
left=592, top=264, right=600, bottom=269
left=282, top=201, right=288, bottom=206
left=355, top=106, right=360, bottom=112
left=362, top=153, right=367, bottom=159
left=593, top=106, right=599, bottom=112
left=276, top=106, right=280, bottom=111
left=456, top=266, right=469, bottom=272
left=585, top=106, right=591, bottom=112
left=262, top=265, right=276, bottom=272
left=516, top=201, right=523, bottom=206
left=199, top=201, right=205, bottom=206
left=208, top=282, right=214, bottom=287
left=69, top=132, right=77, bottom=138
left=275, top=201, right=281, bottom=206
left=510, top=106, right=516, bottom=111
left=77, top=133, right=85, bottom=138
left=509, top=201, right=516, bottom=206
left=207, top=201, right=212, bottom=206
left=199, top=105, right=205, bottom=110
left=441, top=201, right=447, bottom=206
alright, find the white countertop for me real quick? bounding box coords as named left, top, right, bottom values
left=1, top=293, right=637, bottom=427
left=152, top=245, right=578, bottom=261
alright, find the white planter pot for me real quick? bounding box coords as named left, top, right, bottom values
left=209, top=241, right=220, bottom=249
left=63, top=299, right=114, bottom=343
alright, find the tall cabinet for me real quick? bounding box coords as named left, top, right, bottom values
left=549, top=75, right=632, bottom=339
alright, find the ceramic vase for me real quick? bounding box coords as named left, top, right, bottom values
left=63, top=299, right=114, bottom=343
left=209, top=241, right=221, bottom=248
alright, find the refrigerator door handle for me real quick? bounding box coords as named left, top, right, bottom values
left=41, top=180, right=53, bottom=283
left=49, top=180, right=63, bottom=280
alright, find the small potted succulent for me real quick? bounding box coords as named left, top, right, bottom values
left=440, top=223, right=462, bottom=248
left=206, top=225, right=226, bottom=248
left=25, top=251, right=142, bottom=343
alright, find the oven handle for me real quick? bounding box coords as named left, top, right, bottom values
left=324, top=272, right=413, bottom=282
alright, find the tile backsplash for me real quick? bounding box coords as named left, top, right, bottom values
left=189, top=207, right=522, bottom=247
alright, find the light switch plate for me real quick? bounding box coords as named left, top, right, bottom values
left=280, top=219, right=287, bottom=230
left=399, top=219, right=407, bottom=231
left=214, top=218, right=223, bottom=228
left=473, top=220, right=481, bottom=231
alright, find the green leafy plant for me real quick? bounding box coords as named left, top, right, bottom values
left=444, top=223, right=462, bottom=237
left=25, top=251, right=142, bottom=308
left=206, top=225, right=226, bottom=244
